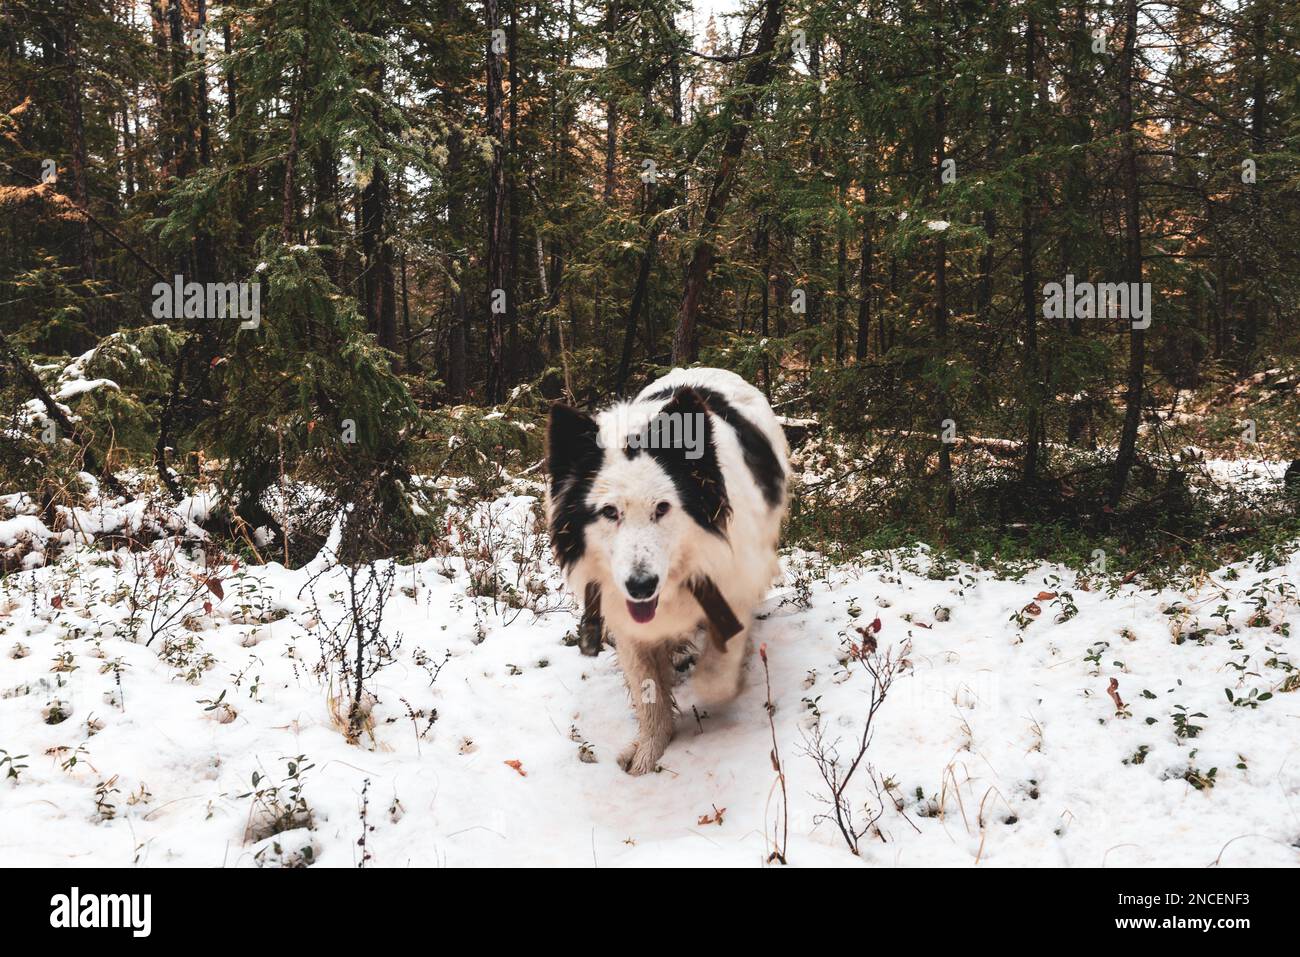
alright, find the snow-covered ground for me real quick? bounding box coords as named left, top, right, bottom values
left=2, top=489, right=1299, bottom=867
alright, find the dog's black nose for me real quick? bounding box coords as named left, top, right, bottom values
left=625, top=573, right=659, bottom=600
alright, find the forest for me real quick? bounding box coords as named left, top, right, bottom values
left=1, top=0, right=1300, bottom=870
left=3, top=0, right=1299, bottom=567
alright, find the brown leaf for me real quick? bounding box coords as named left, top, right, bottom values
left=697, top=804, right=726, bottom=826
left=1107, top=678, right=1126, bottom=712
left=504, top=759, right=527, bottom=777
left=1023, top=602, right=1042, bottom=616
left=1035, top=591, right=1057, bottom=601
left=51, top=595, right=63, bottom=609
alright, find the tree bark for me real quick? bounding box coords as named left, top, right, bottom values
left=758, top=216, right=772, bottom=395
left=602, top=0, right=621, bottom=202
left=60, top=5, right=96, bottom=305
left=670, top=0, right=785, bottom=364
left=1020, top=13, right=1041, bottom=485
left=615, top=182, right=663, bottom=393
left=934, top=72, right=954, bottom=518
left=1108, top=0, right=1146, bottom=506
left=855, top=192, right=873, bottom=362
left=485, top=0, right=508, bottom=400
left=807, top=34, right=823, bottom=331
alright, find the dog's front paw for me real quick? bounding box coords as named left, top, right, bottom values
left=617, top=737, right=666, bottom=775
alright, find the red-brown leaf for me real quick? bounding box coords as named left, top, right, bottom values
left=697, top=804, right=726, bottom=826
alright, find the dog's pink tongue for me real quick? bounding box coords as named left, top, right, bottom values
left=627, top=597, right=658, bottom=623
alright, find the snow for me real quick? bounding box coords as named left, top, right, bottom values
left=53, top=378, right=119, bottom=402
left=926, top=220, right=951, bottom=231
left=0, top=515, right=55, bottom=548
left=1, top=487, right=1299, bottom=867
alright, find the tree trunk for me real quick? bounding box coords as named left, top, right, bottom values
left=485, top=0, right=508, bottom=400
left=1020, top=13, right=1041, bottom=485
left=1240, top=3, right=1267, bottom=359
left=445, top=124, right=469, bottom=399
left=615, top=181, right=663, bottom=393
left=757, top=216, right=772, bottom=395
left=670, top=0, right=785, bottom=363
left=835, top=194, right=847, bottom=364
left=281, top=65, right=303, bottom=242
left=807, top=34, right=823, bottom=332
left=931, top=20, right=955, bottom=518
left=1108, top=0, right=1145, bottom=506
left=507, top=0, right=522, bottom=378
left=602, top=0, right=620, bottom=202
left=856, top=182, right=872, bottom=362
left=61, top=7, right=95, bottom=291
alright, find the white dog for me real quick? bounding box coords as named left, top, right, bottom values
left=546, top=368, right=789, bottom=774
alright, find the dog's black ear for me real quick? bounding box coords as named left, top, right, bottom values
left=546, top=403, right=600, bottom=490
left=648, top=386, right=731, bottom=534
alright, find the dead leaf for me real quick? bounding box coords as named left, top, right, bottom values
left=1023, top=602, right=1042, bottom=616
left=1035, top=591, right=1057, bottom=601
left=504, top=759, right=527, bottom=777
left=194, top=576, right=224, bottom=601
left=697, top=804, right=726, bottom=826
left=1107, top=678, right=1126, bottom=712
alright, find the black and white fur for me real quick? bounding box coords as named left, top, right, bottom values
left=546, top=368, right=790, bottom=774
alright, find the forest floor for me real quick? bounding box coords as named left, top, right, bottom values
left=2, top=469, right=1300, bottom=867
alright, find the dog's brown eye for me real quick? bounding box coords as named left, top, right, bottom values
left=600, top=505, right=619, bottom=520
left=655, top=501, right=671, bottom=518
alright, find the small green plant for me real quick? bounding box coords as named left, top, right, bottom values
left=1184, top=766, right=1217, bottom=791
left=1224, top=687, right=1272, bottom=709
left=1124, top=745, right=1150, bottom=765
left=237, top=754, right=315, bottom=844
left=1171, top=705, right=1206, bottom=739
left=0, top=749, right=29, bottom=783
left=94, top=775, right=120, bottom=821
left=198, top=689, right=237, bottom=723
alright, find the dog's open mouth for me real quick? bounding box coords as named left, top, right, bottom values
left=626, top=597, right=658, bottom=623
